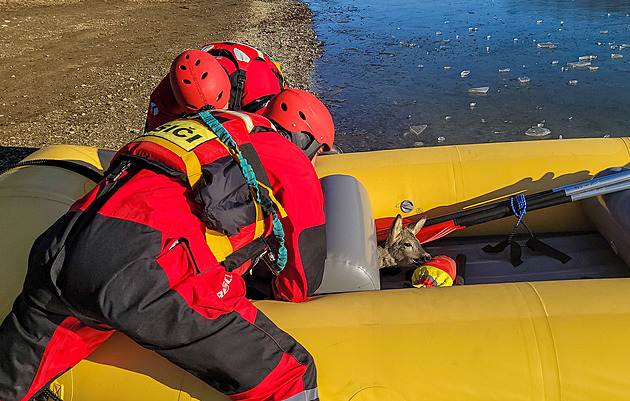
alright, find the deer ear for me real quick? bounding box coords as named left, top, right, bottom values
left=387, top=214, right=403, bottom=246
left=407, top=216, right=426, bottom=235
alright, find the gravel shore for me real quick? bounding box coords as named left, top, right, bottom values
left=0, top=0, right=320, bottom=168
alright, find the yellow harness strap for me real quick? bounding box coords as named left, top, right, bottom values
left=258, top=181, right=287, bottom=219
left=204, top=229, right=233, bottom=263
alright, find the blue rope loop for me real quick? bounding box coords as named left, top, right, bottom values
left=508, top=194, right=532, bottom=241
left=198, top=111, right=287, bottom=273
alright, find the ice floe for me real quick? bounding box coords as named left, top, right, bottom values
left=525, top=126, right=551, bottom=137
left=408, top=124, right=428, bottom=136
left=567, top=61, right=591, bottom=69
left=467, top=86, right=490, bottom=95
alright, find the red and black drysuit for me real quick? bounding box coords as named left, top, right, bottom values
left=146, top=42, right=287, bottom=132
left=0, top=111, right=325, bottom=401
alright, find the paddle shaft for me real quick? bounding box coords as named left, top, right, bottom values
left=424, top=190, right=564, bottom=227
left=423, top=171, right=630, bottom=231
left=429, top=191, right=568, bottom=229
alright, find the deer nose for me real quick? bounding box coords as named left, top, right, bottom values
left=415, top=254, right=432, bottom=265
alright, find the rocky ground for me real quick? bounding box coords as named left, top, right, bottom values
left=0, top=0, right=320, bottom=169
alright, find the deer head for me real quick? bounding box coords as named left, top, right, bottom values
left=378, top=214, right=432, bottom=269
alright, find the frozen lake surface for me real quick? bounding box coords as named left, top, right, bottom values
left=307, top=0, right=630, bottom=152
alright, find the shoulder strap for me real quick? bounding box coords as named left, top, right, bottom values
left=207, top=47, right=245, bottom=110
left=230, top=70, right=247, bottom=111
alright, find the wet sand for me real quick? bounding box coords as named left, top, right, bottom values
left=0, top=0, right=320, bottom=168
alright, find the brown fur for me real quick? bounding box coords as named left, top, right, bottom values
left=377, top=214, right=431, bottom=269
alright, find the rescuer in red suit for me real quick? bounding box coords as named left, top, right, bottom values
left=0, top=87, right=335, bottom=401
left=146, top=42, right=287, bottom=132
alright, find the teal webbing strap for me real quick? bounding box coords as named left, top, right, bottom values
left=198, top=111, right=287, bottom=273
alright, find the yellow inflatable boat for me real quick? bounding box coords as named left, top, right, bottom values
left=3, top=137, right=630, bottom=401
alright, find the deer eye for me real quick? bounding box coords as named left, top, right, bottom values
left=404, top=242, right=413, bottom=247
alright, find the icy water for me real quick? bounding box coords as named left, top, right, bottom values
left=307, top=0, right=630, bottom=152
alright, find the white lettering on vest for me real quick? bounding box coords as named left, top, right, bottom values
left=216, top=273, right=233, bottom=299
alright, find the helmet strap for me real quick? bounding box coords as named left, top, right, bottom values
left=294, top=133, right=323, bottom=161
left=269, top=120, right=322, bottom=160
left=182, top=104, right=215, bottom=119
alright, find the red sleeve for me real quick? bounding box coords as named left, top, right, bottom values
left=146, top=75, right=186, bottom=132
left=250, top=132, right=326, bottom=302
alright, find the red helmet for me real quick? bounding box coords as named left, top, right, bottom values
left=169, top=50, right=230, bottom=112
left=241, top=60, right=284, bottom=113
left=263, top=89, right=335, bottom=152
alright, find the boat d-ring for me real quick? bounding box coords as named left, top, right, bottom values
left=398, top=199, right=415, bottom=213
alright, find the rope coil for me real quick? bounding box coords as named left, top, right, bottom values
left=508, top=194, right=532, bottom=241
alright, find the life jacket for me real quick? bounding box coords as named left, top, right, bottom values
left=411, top=255, right=457, bottom=288
left=113, top=110, right=288, bottom=275
left=201, top=42, right=288, bottom=113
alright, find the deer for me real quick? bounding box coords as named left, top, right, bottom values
left=377, top=214, right=432, bottom=269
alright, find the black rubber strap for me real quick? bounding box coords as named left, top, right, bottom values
left=483, top=239, right=523, bottom=267
left=510, top=240, right=523, bottom=267
left=526, top=236, right=572, bottom=264
left=483, top=236, right=571, bottom=267
left=482, top=239, right=510, bottom=254
left=455, top=253, right=467, bottom=282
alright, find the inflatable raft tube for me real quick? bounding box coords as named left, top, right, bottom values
left=317, top=136, right=630, bottom=236
left=2, top=138, right=630, bottom=400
